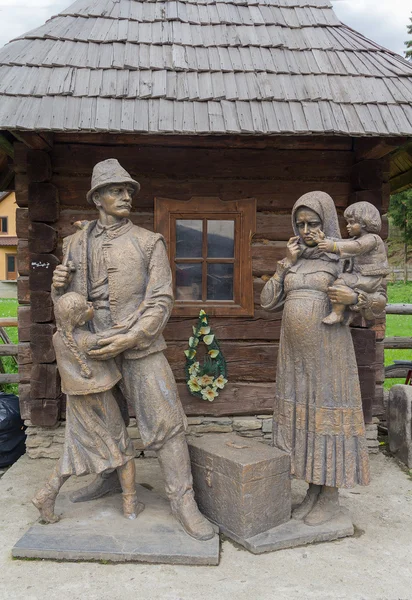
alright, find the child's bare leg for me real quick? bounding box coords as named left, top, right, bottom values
left=322, top=279, right=347, bottom=325
left=117, top=459, right=144, bottom=520
left=32, top=462, right=69, bottom=524
left=322, top=303, right=345, bottom=325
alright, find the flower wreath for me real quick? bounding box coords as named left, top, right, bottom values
left=184, top=310, right=228, bottom=402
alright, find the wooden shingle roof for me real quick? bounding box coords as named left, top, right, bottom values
left=0, top=0, right=411, bottom=135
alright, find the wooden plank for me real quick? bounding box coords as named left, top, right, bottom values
left=18, top=306, right=31, bottom=342
left=31, top=363, right=60, bottom=400
left=28, top=183, right=60, bottom=223
left=29, top=222, right=58, bottom=254
left=384, top=337, right=412, bottom=349
left=26, top=150, right=52, bottom=182
left=0, top=344, right=18, bottom=356
left=17, top=240, right=29, bottom=276
left=178, top=382, right=275, bottom=416
left=355, top=137, right=407, bottom=161
left=0, top=318, right=17, bottom=327
left=30, top=323, right=56, bottom=363
left=14, top=145, right=354, bottom=181
left=165, top=310, right=282, bottom=341
left=12, top=131, right=53, bottom=151
left=31, top=291, right=54, bottom=323
left=29, top=254, right=60, bottom=292
left=0, top=373, right=20, bottom=384
left=18, top=343, right=32, bottom=365
left=19, top=362, right=32, bottom=384
left=16, top=208, right=29, bottom=239
left=351, top=158, right=390, bottom=191
left=18, top=383, right=31, bottom=420
left=30, top=399, right=60, bottom=427
left=386, top=304, right=412, bottom=315
left=0, top=167, right=14, bottom=192
left=53, top=133, right=353, bottom=151
left=17, top=276, right=30, bottom=304
left=165, top=341, right=278, bottom=382
left=53, top=175, right=351, bottom=210
left=14, top=173, right=28, bottom=208
left=351, top=328, right=376, bottom=367
left=252, top=243, right=286, bottom=277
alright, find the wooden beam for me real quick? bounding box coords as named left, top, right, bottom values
left=52, top=133, right=353, bottom=151
left=0, top=134, right=14, bottom=158
left=11, top=131, right=53, bottom=151
left=0, top=344, right=18, bottom=356
left=390, top=168, right=412, bottom=193
left=355, top=137, right=409, bottom=161
left=0, top=167, right=14, bottom=192
left=386, top=304, right=412, bottom=315
left=0, top=318, right=18, bottom=327
left=384, top=337, right=412, bottom=350
left=0, top=373, right=20, bottom=384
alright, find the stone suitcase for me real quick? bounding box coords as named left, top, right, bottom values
left=188, top=433, right=291, bottom=541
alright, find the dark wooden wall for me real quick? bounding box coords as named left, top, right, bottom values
left=13, top=133, right=390, bottom=426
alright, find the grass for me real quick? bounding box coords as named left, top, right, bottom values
left=384, top=282, right=412, bottom=390
left=0, top=298, right=18, bottom=395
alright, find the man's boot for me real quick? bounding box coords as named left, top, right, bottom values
left=70, top=470, right=122, bottom=503
left=157, top=433, right=215, bottom=541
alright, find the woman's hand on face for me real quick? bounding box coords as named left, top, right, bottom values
left=286, top=236, right=300, bottom=266
left=327, top=285, right=358, bottom=306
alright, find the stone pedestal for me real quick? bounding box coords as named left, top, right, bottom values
left=12, top=484, right=219, bottom=565
left=388, top=384, right=412, bottom=468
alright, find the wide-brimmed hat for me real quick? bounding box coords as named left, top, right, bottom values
left=86, top=159, right=140, bottom=204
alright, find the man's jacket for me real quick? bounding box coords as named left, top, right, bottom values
left=56, top=219, right=174, bottom=360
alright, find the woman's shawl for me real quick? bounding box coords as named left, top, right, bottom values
left=290, top=191, right=342, bottom=274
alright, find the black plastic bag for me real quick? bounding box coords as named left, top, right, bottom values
left=0, top=393, right=26, bottom=467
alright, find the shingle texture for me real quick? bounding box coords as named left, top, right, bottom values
left=0, top=0, right=411, bottom=135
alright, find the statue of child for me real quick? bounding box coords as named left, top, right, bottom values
left=312, top=201, right=389, bottom=325
left=31, top=292, right=143, bottom=523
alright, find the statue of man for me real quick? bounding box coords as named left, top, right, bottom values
left=52, top=158, right=214, bottom=541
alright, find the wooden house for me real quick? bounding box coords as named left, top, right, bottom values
left=0, top=0, right=411, bottom=429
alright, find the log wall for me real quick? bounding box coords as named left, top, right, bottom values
left=14, top=134, right=389, bottom=424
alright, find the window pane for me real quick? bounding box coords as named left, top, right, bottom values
left=207, top=220, right=234, bottom=258
left=176, top=263, right=202, bottom=301
left=0, top=218, right=7, bottom=233
left=207, top=264, right=234, bottom=301
left=176, top=220, right=203, bottom=258
left=7, top=256, right=15, bottom=272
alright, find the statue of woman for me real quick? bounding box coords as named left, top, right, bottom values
left=261, top=191, right=385, bottom=526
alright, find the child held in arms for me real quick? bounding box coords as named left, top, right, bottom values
left=311, top=201, right=389, bottom=325
left=32, top=292, right=142, bottom=523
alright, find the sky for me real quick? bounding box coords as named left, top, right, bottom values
left=0, top=0, right=410, bottom=57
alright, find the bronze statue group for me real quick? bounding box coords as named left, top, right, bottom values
left=32, top=160, right=387, bottom=539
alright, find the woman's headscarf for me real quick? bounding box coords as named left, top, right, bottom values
left=292, top=191, right=342, bottom=261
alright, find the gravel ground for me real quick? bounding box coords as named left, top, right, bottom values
left=0, top=452, right=411, bottom=600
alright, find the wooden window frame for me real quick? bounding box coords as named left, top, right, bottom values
left=155, top=196, right=256, bottom=317
left=0, top=217, right=8, bottom=234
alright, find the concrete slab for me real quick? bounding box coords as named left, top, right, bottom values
left=12, top=484, right=219, bottom=566
left=2, top=454, right=412, bottom=600
left=224, top=510, right=353, bottom=554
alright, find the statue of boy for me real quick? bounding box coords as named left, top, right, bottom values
left=52, top=158, right=214, bottom=541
